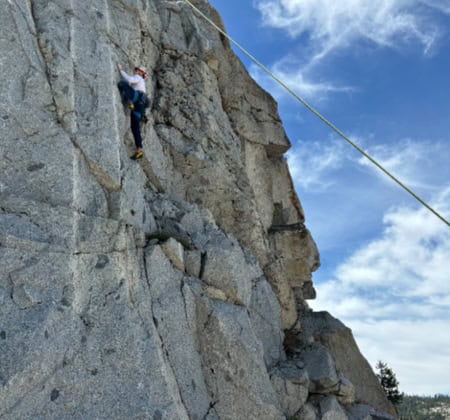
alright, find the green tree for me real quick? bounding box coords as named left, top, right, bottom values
left=376, top=360, right=404, bottom=405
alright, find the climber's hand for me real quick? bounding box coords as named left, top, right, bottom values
left=117, top=64, right=122, bottom=72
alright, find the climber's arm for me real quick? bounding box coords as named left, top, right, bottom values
left=117, top=64, right=140, bottom=85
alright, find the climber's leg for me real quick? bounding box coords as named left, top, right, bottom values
left=117, top=81, right=136, bottom=104
left=130, top=112, right=143, bottom=160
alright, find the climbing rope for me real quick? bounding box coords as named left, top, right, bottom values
left=182, top=0, right=450, bottom=228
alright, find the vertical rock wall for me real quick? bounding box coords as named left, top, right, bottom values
left=0, top=0, right=395, bottom=418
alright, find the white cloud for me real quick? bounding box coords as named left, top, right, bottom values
left=251, top=0, right=449, bottom=99
left=311, top=193, right=450, bottom=394
left=287, top=136, right=450, bottom=195
left=325, top=198, right=450, bottom=307
left=254, top=0, right=444, bottom=57
left=420, top=0, right=450, bottom=15
left=249, top=59, right=354, bottom=102
left=286, top=135, right=450, bottom=261
left=353, top=318, right=450, bottom=395
left=286, top=138, right=349, bottom=190
left=356, top=139, right=450, bottom=191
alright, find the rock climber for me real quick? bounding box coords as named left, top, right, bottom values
left=117, top=64, right=148, bottom=160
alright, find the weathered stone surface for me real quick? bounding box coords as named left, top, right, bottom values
left=145, top=245, right=211, bottom=420
left=270, top=362, right=309, bottom=416
left=301, top=343, right=339, bottom=393
left=249, top=278, right=285, bottom=368
left=337, top=375, right=356, bottom=405
left=204, top=285, right=229, bottom=301
left=264, top=225, right=319, bottom=328
left=0, top=0, right=395, bottom=418
left=268, top=227, right=320, bottom=292
left=320, top=395, right=349, bottom=420
left=264, top=259, right=300, bottom=330
left=201, top=232, right=260, bottom=306
left=200, top=300, right=284, bottom=420
left=297, top=402, right=319, bottom=420
left=1, top=234, right=190, bottom=419
left=184, top=249, right=202, bottom=277
left=160, top=237, right=185, bottom=271
left=348, top=404, right=396, bottom=420
left=299, top=311, right=397, bottom=416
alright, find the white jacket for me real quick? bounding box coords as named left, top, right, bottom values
left=120, top=70, right=146, bottom=93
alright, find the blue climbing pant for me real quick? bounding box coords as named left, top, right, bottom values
left=117, top=81, right=144, bottom=149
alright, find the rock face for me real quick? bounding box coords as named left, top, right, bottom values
left=0, top=0, right=395, bottom=419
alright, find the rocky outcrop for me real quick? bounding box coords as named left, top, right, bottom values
left=299, top=311, right=397, bottom=416
left=1, top=0, right=395, bottom=419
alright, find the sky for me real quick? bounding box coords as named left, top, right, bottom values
left=207, top=0, right=450, bottom=396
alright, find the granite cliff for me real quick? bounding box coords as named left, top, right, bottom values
left=0, top=0, right=396, bottom=419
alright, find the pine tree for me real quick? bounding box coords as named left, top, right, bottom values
left=375, top=360, right=404, bottom=405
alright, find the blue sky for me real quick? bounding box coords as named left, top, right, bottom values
left=207, top=0, right=450, bottom=395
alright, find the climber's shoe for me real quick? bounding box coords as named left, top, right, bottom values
left=130, top=150, right=143, bottom=160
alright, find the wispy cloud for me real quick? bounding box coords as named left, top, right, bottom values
left=333, top=199, right=450, bottom=296
left=251, top=0, right=449, bottom=99
left=312, top=192, right=450, bottom=394
left=289, top=134, right=450, bottom=290
left=249, top=58, right=355, bottom=102
left=357, top=139, right=450, bottom=192
left=287, top=130, right=449, bottom=206
left=420, top=0, right=450, bottom=15
left=288, top=136, right=450, bottom=193
left=254, top=0, right=445, bottom=56
left=287, top=138, right=349, bottom=190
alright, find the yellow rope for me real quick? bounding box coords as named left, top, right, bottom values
left=183, top=0, right=450, bottom=228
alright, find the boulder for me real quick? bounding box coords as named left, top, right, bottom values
left=201, top=232, right=261, bottom=306
left=160, top=237, right=185, bottom=272
left=184, top=249, right=202, bottom=277
left=297, top=403, right=319, bottom=420
left=320, top=395, right=349, bottom=420
left=337, top=375, right=356, bottom=405
left=270, top=362, right=309, bottom=416
left=348, top=403, right=396, bottom=420
left=300, top=343, right=339, bottom=393
left=299, top=311, right=397, bottom=416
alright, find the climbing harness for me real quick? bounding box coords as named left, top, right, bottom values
left=128, top=90, right=149, bottom=121
left=182, top=0, right=450, bottom=228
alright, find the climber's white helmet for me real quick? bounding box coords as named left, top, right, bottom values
left=134, top=65, right=147, bottom=79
